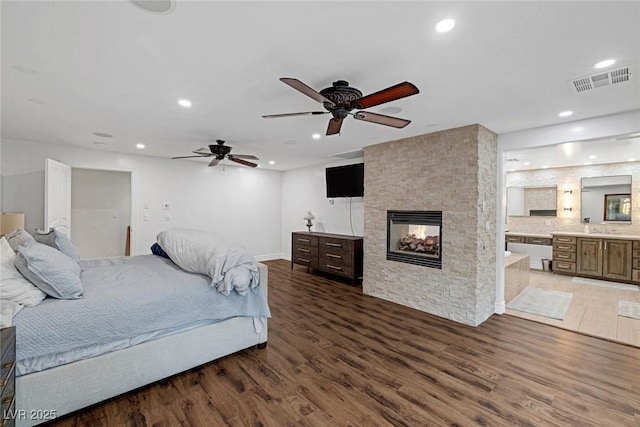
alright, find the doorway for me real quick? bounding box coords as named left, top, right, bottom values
left=71, top=168, right=132, bottom=259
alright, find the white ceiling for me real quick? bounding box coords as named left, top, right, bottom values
left=2, top=1, right=639, bottom=171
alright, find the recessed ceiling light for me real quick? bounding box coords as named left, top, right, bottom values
left=93, top=141, right=107, bottom=146
left=92, top=132, right=113, bottom=138
left=136, top=143, right=145, bottom=149
left=178, top=99, right=192, bottom=108
left=629, top=158, right=637, bottom=162
left=542, top=166, right=549, bottom=169
left=558, top=110, right=573, bottom=117
left=435, top=19, right=455, bottom=33
left=28, top=98, right=47, bottom=104
left=268, top=160, right=275, bottom=165
left=129, top=0, right=174, bottom=14
left=584, top=162, right=592, bottom=165
left=589, top=155, right=596, bottom=159
left=523, top=162, right=531, bottom=166
left=282, top=140, right=298, bottom=145
left=14, top=65, right=37, bottom=74
left=594, top=59, right=615, bottom=69
left=312, top=133, right=321, bottom=140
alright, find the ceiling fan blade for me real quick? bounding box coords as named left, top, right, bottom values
left=229, top=157, right=258, bottom=168
left=228, top=154, right=259, bottom=160
left=171, top=155, right=208, bottom=159
left=353, top=81, right=419, bottom=110
left=280, top=78, right=335, bottom=107
left=326, top=117, right=344, bottom=136
left=208, top=158, right=220, bottom=167
left=193, top=147, right=212, bottom=155
left=262, top=111, right=328, bottom=119
left=354, top=111, right=411, bottom=128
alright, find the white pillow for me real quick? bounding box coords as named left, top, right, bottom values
left=0, top=299, right=24, bottom=327
left=0, top=237, right=47, bottom=306
left=0, top=236, right=14, bottom=260
left=157, top=228, right=259, bottom=296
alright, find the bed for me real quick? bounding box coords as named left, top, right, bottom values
left=2, top=229, right=269, bottom=427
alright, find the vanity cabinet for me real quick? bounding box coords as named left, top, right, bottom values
left=632, top=241, right=640, bottom=283
left=552, top=235, right=577, bottom=273
left=553, top=233, right=638, bottom=283
left=576, top=238, right=632, bottom=281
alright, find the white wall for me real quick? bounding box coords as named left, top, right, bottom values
left=1, top=138, right=283, bottom=259
left=281, top=159, right=364, bottom=259
left=71, top=168, right=131, bottom=259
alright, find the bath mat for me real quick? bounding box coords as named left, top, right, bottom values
left=572, top=277, right=639, bottom=291
left=507, top=287, right=573, bottom=320
left=618, top=301, right=640, bottom=320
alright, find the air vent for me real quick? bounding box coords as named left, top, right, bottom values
left=507, top=158, right=519, bottom=162
left=569, top=66, right=632, bottom=93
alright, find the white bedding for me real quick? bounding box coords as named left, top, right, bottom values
left=157, top=228, right=259, bottom=296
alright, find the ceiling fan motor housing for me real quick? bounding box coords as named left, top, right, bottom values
left=320, top=80, right=362, bottom=119
left=209, top=142, right=231, bottom=160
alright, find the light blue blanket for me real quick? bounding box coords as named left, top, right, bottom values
left=13, top=255, right=270, bottom=376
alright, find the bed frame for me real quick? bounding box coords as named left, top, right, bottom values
left=14, top=263, right=268, bottom=427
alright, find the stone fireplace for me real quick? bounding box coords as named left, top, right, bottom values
left=387, top=210, right=442, bottom=268
left=363, top=124, right=497, bottom=326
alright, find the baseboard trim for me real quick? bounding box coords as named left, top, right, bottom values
left=254, top=253, right=286, bottom=262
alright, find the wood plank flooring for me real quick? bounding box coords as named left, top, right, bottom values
left=49, top=260, right=640, bottom=426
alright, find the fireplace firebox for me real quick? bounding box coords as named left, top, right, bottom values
left=386, top=210, right=442, bottom=268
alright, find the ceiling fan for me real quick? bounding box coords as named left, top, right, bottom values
left=171, top=140, right=259, bottom=168
left=262, top=78, right=419, bottom=136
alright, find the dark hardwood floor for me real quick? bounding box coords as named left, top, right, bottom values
left=50, top=259, right=640, bottom=426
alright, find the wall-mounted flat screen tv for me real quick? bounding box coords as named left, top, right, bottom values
left=325, top=163, right=364, bottom=198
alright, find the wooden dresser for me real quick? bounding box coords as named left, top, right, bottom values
left=291, top=232, right=363, bottom=284
left=1, top=327, right=16, bottom=427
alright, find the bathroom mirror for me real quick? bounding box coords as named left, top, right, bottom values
left=507, top=186, right=557, bottom=217
left=581, top=175, right=632, bottom=223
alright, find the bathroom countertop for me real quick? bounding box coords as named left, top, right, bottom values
left=504, top=252, right=529, bottom=268
left=505, top=232, right=553, bottom=238
left=550, top=231, right=640, bottom=240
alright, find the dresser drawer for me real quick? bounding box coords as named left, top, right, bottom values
left=553, top=251, right=576, bottom=262
left=633, top=258, right=640, bottom=269
left=506, top=235, right=524, bottom=243
left=319, top=237, right=354, bottom=252
left=554, top=261, right=576, bottom=273
left=633, top=240, right=640, bottom=250
left=633, top=269, right=640, bottom=282
left=553, top=236, right=577, bottom=244
left=293, top=244, right=318, bottom=258
left=633, top=249, right=640, bottom=258
left=292, top=234, right=318, bottom=246
left=318, top=261, right=353, bottom=278
left=525, top=237, right=552, bottom=245
left=1, top=393, right=14, bottom=427
left=319, top=250, right=352, bottom=268
left=0, top=330, right=14, bottom=366
left=553, top=243, right=576, bottom=252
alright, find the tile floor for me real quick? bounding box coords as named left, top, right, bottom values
left=505, top=270, right=640, bottom=348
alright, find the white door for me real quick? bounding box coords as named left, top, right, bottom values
left=45, top=158, right=72, bottom=236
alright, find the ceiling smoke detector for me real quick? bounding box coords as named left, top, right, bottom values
left=568, top=65, right=632, bottom=93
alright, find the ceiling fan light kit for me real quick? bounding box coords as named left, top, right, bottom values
left=263, top=77, right=419, bottom=136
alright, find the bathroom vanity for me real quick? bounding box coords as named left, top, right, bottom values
left=551, top=232, right=640, bottom=284
left=505, top=232, right=553, bottom=270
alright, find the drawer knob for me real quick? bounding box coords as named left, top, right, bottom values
left=326, top=254, right=342, bottom=259
left=326, top=242, right=342, bottom=248
left=298, top=238, right=310, bottom=243
left=297, top=257, right=310, bottom=263
left=297, top=248, right=310, bottom=253
left=326, top=264, right=343, bottom=271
